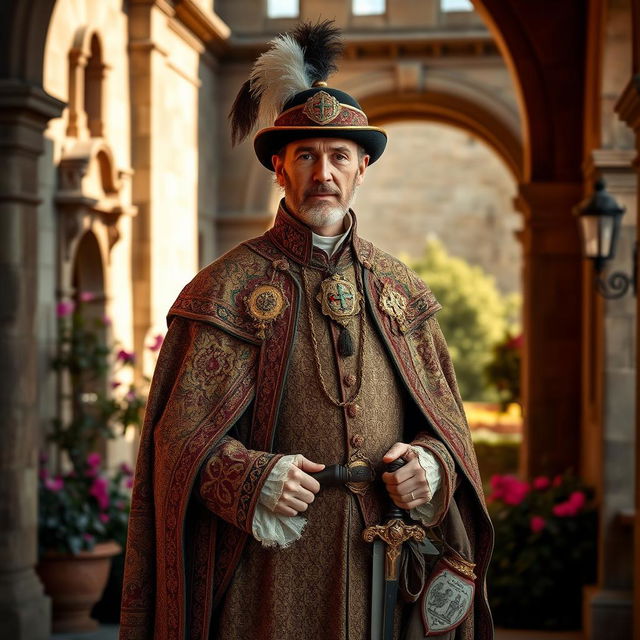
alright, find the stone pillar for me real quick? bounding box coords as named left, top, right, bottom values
left=582, top=150, right=636, bottom=640
left=615, top=74, right=640, bottom=640
left=0, top=81, right=64, bottom=639
left=515, top=182, right=584, bottom=478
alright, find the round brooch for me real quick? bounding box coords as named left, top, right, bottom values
left=245, top=283, right=288, bottom=339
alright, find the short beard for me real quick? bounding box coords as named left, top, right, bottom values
left=297, top=199, right=346, bottom=230
left=284, top=171, right=358, bottom=232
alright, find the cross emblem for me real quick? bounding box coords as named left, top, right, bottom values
left=329, top=283, right=354, bottom=310
left=317, top=273, right=362, bottom=326
left=303, top=90, right=340, bottom=124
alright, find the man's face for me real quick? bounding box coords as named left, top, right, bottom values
left=272, top=138, right=370, bottom=236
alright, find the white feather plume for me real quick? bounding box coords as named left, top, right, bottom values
left=250, top=34, right=311, bottom=130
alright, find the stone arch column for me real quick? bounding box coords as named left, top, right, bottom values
left=0, top=2, right=64, bottom=638
left=473, top=0, right=587, bottom=478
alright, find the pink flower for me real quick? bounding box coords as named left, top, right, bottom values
left=117, top=349, right=135, bottom=365
left=79, top=291, right=95, bottom=302
left=89, top=476, right=110, bottom=511
left=530, top=515, right=546, bottom=533
left=503, top=478, right=530, bottom=505
left=569, top=491, right=586, bottom=510
left=99, top=513, right=110, bottom=524
left=532, top=476, right=550, bottom=490
left=44, top=476, right=64, bottom=492
left=489, top=474, right=529, bottom=505
left=86, top=452, right=102, bottom=468
left=83, top=533, right=95, bottom=543
left=552, top=492, right=585, bottom=518
left=111, top=380, right=122, bottom=389
left=101, top=315, right=112, bottom=326
left=125, top=389, right=137, bottom=402
left=148, top=333, right=164, bottom=352
left=56, top=301, right=75, bottom=317
left=126, top=477, right=134, bottom=488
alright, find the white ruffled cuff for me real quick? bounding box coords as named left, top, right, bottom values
left=252, top=455, right=307, bottom=548
left=409, top=445, right=443, bottom=527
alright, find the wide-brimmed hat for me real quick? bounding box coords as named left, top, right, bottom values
left=229, top=20, right=387, bottom=171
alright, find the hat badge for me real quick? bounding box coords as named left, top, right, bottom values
left=303, top=90, right=341, bottom=125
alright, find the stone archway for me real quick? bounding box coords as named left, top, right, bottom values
left=466, top=0, right=587, bottom=478
left=0, top=3, right=65, bottom=638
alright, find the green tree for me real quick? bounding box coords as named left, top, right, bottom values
left=409, top=238, right=520, bottom=401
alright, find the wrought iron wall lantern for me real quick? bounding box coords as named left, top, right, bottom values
left=574, top=178, right=637, bottom=299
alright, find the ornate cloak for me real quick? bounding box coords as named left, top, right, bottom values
left=120, top=205, right=493, bottom=640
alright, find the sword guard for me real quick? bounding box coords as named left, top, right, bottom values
left=363, top=519, right=426, bottom=580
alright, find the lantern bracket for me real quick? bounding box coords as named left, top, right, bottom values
left=594, top=242, right=637, bottom=299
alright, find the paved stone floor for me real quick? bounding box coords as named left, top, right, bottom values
left=50, top=625, right=583, bottom=639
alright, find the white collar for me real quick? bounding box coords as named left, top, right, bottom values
left=311, top=213, right=352, bottom=257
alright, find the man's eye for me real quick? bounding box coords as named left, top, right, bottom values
left=298, top=153, right=313, bottom=160
left=334, top=154, right=348, bottom=161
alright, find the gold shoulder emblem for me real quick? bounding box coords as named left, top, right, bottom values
left=245, top=283, right=289, bottom=339
left=379, top=282, right=409, bottom=333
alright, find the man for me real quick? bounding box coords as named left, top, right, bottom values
left=120, top=21, right=493, bottom=640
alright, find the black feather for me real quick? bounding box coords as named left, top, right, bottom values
left=292, top=19, right=343, bottom=84
left=229, top=79, right=260, bottom=146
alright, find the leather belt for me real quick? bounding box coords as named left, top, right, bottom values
left=310, top=459, right=375, bottom=495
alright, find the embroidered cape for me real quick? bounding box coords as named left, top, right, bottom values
left=120, top=206, right=493, bottom=640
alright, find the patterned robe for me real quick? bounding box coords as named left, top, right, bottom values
left=120, top=205, right=494, bottom=640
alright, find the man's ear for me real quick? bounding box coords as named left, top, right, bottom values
left=272, top=154, right=285, bottom=187
left=355, top=154, right=370, bottom=187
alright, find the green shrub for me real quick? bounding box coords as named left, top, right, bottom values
left=410, top=238, right=520, bottom=401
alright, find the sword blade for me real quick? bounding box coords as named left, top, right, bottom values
left=381, top=573, right=399, bottom=640
left=370, top=539, right=384, bottom=640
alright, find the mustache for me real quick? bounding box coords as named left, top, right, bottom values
left=305, top=186, right=340, bottom=197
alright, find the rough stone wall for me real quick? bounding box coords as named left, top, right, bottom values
left=355, top=121, right=520, bottom=294
left=40, top=0, right=134, bottom=466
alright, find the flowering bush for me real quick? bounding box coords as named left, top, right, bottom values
left=38, top=297, right=157, bottom=555
left=38, top=453, right=133, bottom=554
left=487, top=472, right=597, bottom=629
left=485, top=331, right=522, bottom=412
left=49, top=300, right=147, bottom=471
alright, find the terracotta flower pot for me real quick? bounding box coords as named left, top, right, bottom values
left=36, top=540, right=122, bottom=633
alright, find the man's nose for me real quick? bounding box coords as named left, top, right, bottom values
left=313, top=156, right=332, bottom=182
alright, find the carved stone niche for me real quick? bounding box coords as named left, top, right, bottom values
left=55, top=139, right=136, bottom=264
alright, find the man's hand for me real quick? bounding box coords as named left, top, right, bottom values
left=273, top=455, right=325, bottom=517
left=382, top=442, right=430, bottom=510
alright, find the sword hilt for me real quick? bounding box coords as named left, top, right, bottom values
left=384, top=457, right=406, bottom=520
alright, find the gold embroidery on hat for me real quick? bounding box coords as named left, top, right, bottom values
left=303, top=90, right=341, bottom=125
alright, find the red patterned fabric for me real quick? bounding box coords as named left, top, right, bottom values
left=120, top=204, right=493, bottom=639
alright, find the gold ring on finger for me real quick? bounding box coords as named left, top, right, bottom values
left=410, top=491, right=415, bottom=501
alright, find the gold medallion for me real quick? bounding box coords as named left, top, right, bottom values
left=379, top=282, right=409, bottom=333
left=245, top=283, right=288, bottom=339
left=303, top=90, right=341, bottom=125
left=316, top=273, right=362, bottom=327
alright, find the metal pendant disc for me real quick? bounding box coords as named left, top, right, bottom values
left=316, top=273, right=362, bottom=327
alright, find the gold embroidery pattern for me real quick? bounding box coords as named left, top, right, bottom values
left=379, top=282, right=409, bottom=333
